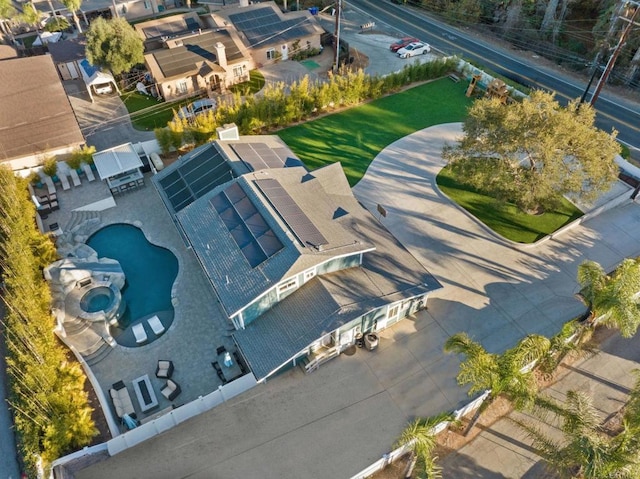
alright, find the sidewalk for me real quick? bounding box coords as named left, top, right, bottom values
left=440, top=330, right=640, bottom=478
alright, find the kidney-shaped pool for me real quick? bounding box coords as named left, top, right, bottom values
left=87, top=224, right=178, bottom=345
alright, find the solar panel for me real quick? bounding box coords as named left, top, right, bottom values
left=142, top=19, right=196, bottom=39
left=255, top=179, right=327, bottom=248
left=229, top=7, right=315, bottom=47
left=157, top=144, right=234, bottom=213
left=211, top=182, right=283, bottom=268
left=231, top=143, right=302, bottom=172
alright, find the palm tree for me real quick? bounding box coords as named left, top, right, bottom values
left=395, top=413, right=452, bottom=478
left=513, top=390, right=640, bottom=478
left=60, top=0, right=82, bottom=33
left=577, top=258, right=640, bottom=338
left=444, top=332, right=551, bottom=435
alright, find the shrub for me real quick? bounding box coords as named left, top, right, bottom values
left=42, top=157, right=58, bottom=177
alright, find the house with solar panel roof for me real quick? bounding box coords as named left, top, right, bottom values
left=153, top=125, right=442, bottom=382
left=134, top=13, right=253, bottom=101
left=207, top=1, right=325, bottom=65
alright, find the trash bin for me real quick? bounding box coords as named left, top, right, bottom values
left=355, top=332, right=364, bottom=348
left=308, top=6, right=319, bottom=15
left=364, top=333, right=379, bottom=351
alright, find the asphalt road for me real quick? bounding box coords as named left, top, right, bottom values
left=349, top=0, right=640, bottom=149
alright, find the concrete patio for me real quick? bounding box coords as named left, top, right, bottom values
left=43, top=177, right=240, bottom=430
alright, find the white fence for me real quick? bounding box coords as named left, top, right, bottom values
left=349, top=390, right=490, bottom=479
left=50, top=373, right=257, bottom=475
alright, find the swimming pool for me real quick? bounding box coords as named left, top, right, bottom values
left=87, top=224, right=178, bottom=336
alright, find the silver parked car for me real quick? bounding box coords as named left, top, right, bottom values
left=397, top=42, right=431, bottom=59
left=177, top=98, right=217, bottom=120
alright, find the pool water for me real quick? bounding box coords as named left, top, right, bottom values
left=87, top=224, right=178, bottom=329
left=81, top=287, right=114, bottom=313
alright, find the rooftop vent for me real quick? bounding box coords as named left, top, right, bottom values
left=216, top=123, right=240, bottom=141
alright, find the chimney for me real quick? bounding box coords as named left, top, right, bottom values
left=215, top=42, right=227, bottom=69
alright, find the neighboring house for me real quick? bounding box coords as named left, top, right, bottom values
left=0, top=55, right=84, bottom=170
left=31, top=0, right=182, bottom=24
left=207, top=1, right=324, bottom=66
left=47, top=36, right=86, bottom=80
left=153, top=125, right=442, bottom=382
left=136, top=13, right=252, bottom=101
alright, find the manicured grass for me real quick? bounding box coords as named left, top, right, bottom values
left=437, top=166, right=584, bottom=243
left=229, top=70, right=266, bottom=95
left=121, top=91, right=190, bottom=131
left=277, top=78, right=473, bottom=186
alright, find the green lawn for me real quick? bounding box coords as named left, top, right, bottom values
left=121, top=92, right=190, bottom=131
left=437, top=166, right=584, bottom=243
left=278, top=78, right=473, bottom=186
left=229, top=70, right=266, bottom=95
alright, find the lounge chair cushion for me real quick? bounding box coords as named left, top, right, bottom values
left=156, top=360, right=174, bottom=379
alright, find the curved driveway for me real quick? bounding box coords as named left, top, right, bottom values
left=353, top=123, right=640, bottom=352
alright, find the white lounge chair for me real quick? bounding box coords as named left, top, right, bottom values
left=82, top=163, right=96, bottom=181
left=148, top=315, right=165, bottom=335
left=59, top=171, right=71, bottom=191
left=69, top=169, right=81, bottom=186
left=44, top=176, right=56, bottom=195
left=132, top=323, right=147, bottom=344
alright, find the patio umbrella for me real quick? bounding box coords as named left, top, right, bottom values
left=122, top=413, right=138, bottom=430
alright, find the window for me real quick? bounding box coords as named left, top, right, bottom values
left=266, top=49, right=276, bottom=60
left=143, top=0, right=150, bottom=8
left=233, top=66, right=243, bottom=78
left=176, top=81, right=188, bottom=94
left=277, top=278, right=297, bottom=295
left=304, top=269, right=316, bottom=281
left=387, top=304, right=399, bottom=319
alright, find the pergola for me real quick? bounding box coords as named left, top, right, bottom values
left=92, top=143, right=144, bottom=195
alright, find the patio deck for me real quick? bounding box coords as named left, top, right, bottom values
left=44, top=176, right=237, bottom=427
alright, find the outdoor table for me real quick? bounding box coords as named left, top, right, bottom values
left=132, top=374, right=159, bottom=412
left=217, top=351, right=242, bottom=382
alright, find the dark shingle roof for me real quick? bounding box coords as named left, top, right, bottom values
left=234, top=164, right=442, bottom=380
left=176, top=164, right=374, bottom=316
left=0, top=56, right=84, bottom=162
left=150, top=30, right=243, bottom=79
left=47, top=37, right=86, bottom=63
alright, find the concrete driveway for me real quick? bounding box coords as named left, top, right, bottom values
left=75, top=124, right=640, bottom=479
left=63, top=79, right=156, bottom=151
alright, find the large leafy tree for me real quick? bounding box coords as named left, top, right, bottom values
left=85, top=17, right=144, bottom=75
left=577, top=258, right=640, bottom=337
left=444, top=332, right=551, bottom=434
left=442, top=90, right=620, bottom=212
left=514, top=390, right=640, bottom=478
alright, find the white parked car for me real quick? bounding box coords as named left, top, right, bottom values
left=397, top=42, right=431, bottom=59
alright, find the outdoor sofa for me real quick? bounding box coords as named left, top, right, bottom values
left=109, top=380, right=135, bottom=418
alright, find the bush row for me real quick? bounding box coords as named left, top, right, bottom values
left=0, top=168, right=97, bottom=476
left=155, top=57, right=458, bottom=152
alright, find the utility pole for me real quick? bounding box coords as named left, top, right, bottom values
left=590, top=1, right=640, bottom=105
left=333, top=0, right=341, bottom=73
